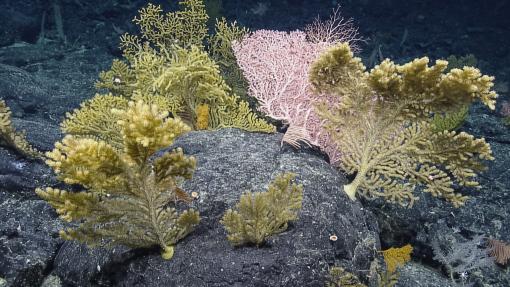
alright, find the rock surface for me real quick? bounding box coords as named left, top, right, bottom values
left=0, top=191, right=63, bottom=287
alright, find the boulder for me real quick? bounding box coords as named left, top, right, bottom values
left=52, top=128, right=382, bottom=286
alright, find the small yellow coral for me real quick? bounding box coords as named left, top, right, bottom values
left=195, top=104, right=209, bottom=130
left=382, top=244, right=413, bottom=273
left=221, top=173, right=303, bottom=246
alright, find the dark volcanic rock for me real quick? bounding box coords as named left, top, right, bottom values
left=0, top=64, right=50, bottom=116
left=0, top=148, right=58, bottom=200
left=52, top=128, right=381, bottom=286
left=395, top=263, right=453, bottom=287
left=0, top=191, right=63, bottom=287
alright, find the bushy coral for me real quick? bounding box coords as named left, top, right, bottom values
left=96, top=44, right=274, bottom=132
left=94, top=0, right=271, bottom=133
left=221, top=172, right=303, bottom=246
left=120, top=0, right=209, bottom=55
left=37, top=101, right=200, bottom=259
left=0, top=99, right=41, bottom=158
left=382, top=244, right=413, bottom=273
left=310, top=43, right=497, bottom=207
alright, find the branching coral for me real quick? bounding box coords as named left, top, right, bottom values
left=95, top=45, right=274, bottom=132
left=232, top=30, right=341, bottom=160
left=430, top=105, right=469, bottom=133
left=310, top=43, right=497, bottom=207
left=120, top=0, right=209, bottom=55
left=208, top=18, right=250, bottom=100
left=37, top=101, right=200, bottom=259
left=95, top=1, right=273, bottom=133
left=0, top=99, right=41, bottom=158
left=221, top=172, right=303, bottom=246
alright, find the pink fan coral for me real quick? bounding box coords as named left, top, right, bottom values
left=232, top=30, right=341, bottom=163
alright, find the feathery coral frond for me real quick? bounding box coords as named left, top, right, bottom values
left=487, top=238, right=510, bottom=265
left=38, top=101, right=199, bottom=259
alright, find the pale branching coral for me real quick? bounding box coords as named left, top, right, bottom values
left=0, top=99, right=41, bottom=158
left=304, top=5, right=363, bottom=51
left=37, top=101, right=199, bottom=259
left=432, top=234, right=495, bottom=283
left=221, top=172, right=303, bottom=246
left=310, top=43, right=497, bottom=207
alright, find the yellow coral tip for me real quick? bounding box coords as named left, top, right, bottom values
left=161, top=246, right=174, bottom=260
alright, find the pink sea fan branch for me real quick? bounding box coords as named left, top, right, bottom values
left=232, top=30, right=341, bottom=163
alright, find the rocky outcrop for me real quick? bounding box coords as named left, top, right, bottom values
left=51, top=128, right=382, bottom=286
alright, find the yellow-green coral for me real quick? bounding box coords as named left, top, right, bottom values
left=310, top=43, right=497, bottom=207
left=121, top=0, right=209, bottom=56
left=61, top=93, right=129, bottom=147
left=325, top=266, right=367, bottom=287
left=382, top=244, right=413, bottom=273
left=37, top=101, right=199, bottom=259
left=207, top=18, right=250, bottom=100
left=0, top=99, right=41, bottom=158
left=95, top=43, right=274, bottom=133
left=95, top=59, right=136, bottom=96
left=95, top=1, right=271, bottom=133
left=221, top=172, right=303, bottom=246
